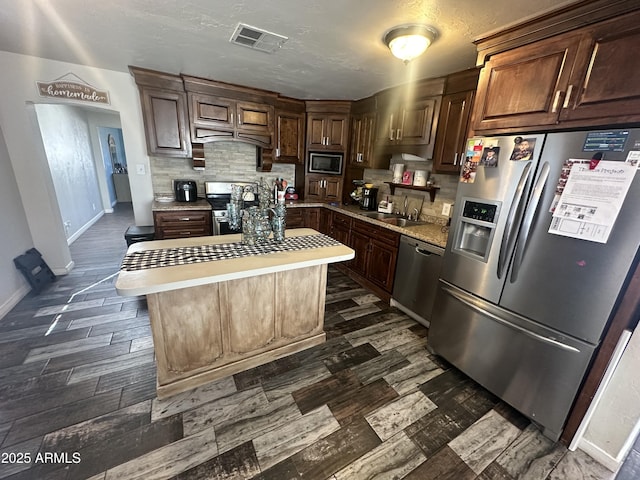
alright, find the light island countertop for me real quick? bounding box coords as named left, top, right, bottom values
left=116, top=228, right=354, bottom=297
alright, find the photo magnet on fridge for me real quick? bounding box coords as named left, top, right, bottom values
left=480, top=146, right=500, bottom=167
left=510, top=137, right=536, bottom=161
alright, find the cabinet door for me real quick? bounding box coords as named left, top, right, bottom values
left=285, top=208, right=305, bottom=229
left=307, top=114, right=348, bottom=151
left=433, top=91, right=474, bottom=173
left=319, top=208, right=332, bottom=235
left=472, top=33, right=583, bottom=132
left=325, top=116, right=348, bottom=151
left=188, top=93, right=235, bottom=141
left=237, top=101, right=273, bottom=147
left=560, top=11, right=640, bottom=124
left=276, top=110, right=304, bottom=164
left=351, top=112, right=377, bottom=167
left=307, top=116, right=327, bottom=149
left=140, top=87, right=191, bottom=157
left=349, top=115, right=365, bottom=165
left=324, top=177, right=342, bottom=202
left=305, top=175, right=324, bottom=201
left=349, top=230, right=370, bottom=276
left=397, top=97, right=438, bottom=146
left=367, top=240, right=398, bottom=292
left=304, top=208, right=321, bottom=231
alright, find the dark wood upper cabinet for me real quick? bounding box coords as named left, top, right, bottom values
left=560, top=10, right=640, bottom=124
left=130, top=67, right=191, bottom=158
left=471, top=33, right=583, bottom=132
left=305, top=101, right=351, bottom=153
left=275, top=109, right=305, bottom=164
left=433, top=68, right=479, bottom=174
left=472, top=8, right=640, bottom=133
left=188, top=92, right=273, bottom=147
left=306, top=115, right=349, bottom=152
left=183, top=75, right=275, bottom=148
left=375, top=78, right=444, bottom=160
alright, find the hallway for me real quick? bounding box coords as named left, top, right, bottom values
left=0, top=205, right=622, bottom=479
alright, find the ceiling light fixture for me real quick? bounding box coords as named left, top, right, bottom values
left=383, top=24, right=438, bottom=64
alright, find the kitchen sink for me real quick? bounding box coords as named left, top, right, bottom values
left=358, top=211, right=425, bottom=227
left=359, top=212, right=402, bottom=220
left=379, top=217, right=425, bottom=227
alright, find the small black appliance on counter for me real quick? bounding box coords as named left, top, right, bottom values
left=360, top=187, right=378, bottom=210
left=174, top=180, right=198, bottom=202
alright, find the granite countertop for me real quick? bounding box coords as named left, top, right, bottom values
left=286, top=202, right=449, bottom=249
left=152, top=198, right=212, bottom=211
left=150, top=198, right=449, bottom=249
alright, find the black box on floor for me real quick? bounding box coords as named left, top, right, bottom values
left=13, top=248, right=56, bottom=294
left=125, top=225, right=155, bottom=246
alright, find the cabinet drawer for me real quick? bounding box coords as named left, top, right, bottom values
left=332, top=212, right=352, bottom=230
left=286, top=209, right=305, bottom=228
left=154, top=211, right=210, bottom=226
left=352, top=218, right=400, bottom=246
left=157, top=226, right=211, bottom=239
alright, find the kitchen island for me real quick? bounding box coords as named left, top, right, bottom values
left=116, top=228, right=354, bottom=398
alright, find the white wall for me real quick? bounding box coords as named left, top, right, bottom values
left=0, top=51, right=154, bottom=278
left=581, top=326, right=640, bottom=470
left=0, top=126, right=34, bottom=318
left=35, top=104, right=103, bottom=242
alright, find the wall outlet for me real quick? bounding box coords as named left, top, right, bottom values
left=442, top=203, right=452, bottom=217
left=136, top=164, right=146, bottom=175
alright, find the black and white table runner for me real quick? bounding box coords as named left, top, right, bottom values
left=120, top=234, right=343, bottom=272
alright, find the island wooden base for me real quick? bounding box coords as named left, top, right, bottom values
left=146, top=264, right=328, bottom=399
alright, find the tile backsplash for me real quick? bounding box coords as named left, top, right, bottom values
left=150, top=142, right=296, bottom=197
left=149, top=141, right=460, bottom=222
left=361, top=159, right=459, bottom=222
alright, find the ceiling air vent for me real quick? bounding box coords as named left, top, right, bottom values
left=229, top=23, right=288, bottom=53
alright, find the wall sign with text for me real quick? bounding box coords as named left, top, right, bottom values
left=36, top=73, right=110, bottom=105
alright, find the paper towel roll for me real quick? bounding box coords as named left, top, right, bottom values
left=392, top=164, right=404, bottom=183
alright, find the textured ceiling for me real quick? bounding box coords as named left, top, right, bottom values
left=0, top=0, right=578, bottom=100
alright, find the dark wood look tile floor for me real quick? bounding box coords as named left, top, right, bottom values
left=0, top=203, right=623, bottom=479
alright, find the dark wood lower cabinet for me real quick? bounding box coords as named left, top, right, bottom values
left=327, top=211, right=399, bottom=298
left=285, top=207, right=321, bottom=230
left=153, top=210, right=212, bottom=239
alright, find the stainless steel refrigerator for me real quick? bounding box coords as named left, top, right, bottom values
left=428, top=129, right=640, bottom=441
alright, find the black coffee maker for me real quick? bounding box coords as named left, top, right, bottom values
left=360, top=187, right=378, bottom=211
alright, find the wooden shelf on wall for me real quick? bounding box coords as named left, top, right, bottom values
left=384, top=182, right=440, bottom=202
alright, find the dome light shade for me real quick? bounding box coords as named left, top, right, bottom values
left=383, top=24, right=437, bottom=63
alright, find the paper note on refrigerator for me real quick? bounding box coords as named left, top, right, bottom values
left=548, top=160, right=636, bottom=243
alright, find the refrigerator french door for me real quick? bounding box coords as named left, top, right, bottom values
left=429, top=129, right=640, bottom=440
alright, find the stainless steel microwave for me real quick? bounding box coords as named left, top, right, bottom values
left=308, top=152, right=343, bottom=175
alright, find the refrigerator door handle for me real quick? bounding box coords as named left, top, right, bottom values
left=510, top=162, right=551, bottom=283
left=497, top=163, right=532, bottom=279
left=441, top=281, right=579, bottom=352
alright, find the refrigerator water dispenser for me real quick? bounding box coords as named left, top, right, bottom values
left=453, top=198, right=501, bottom=262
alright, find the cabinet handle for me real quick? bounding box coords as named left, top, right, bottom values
left=563, top=84, right=574, bottom=109
left=275, top=148, right=280, bottom=157
left=389, top=113, right=395, bottom=140
left=237, top=113, right=242, bottom=125
left=454, top=153, right=459, bottom=166
left=179, top=217, right=191, bottom=221
left=551, top=90, right=563, bottom=113
left=397, top=129, right=402, bottom=140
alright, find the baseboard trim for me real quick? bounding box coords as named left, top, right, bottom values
left=0, top=283, right=31, bottom=320
left=578, top=438, right=621, bottom=473
left=68, top=210, right=104, bottom=245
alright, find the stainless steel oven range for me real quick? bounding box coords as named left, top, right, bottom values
left=204, top=181, right=259, bottom=235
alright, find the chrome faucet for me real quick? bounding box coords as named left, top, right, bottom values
left=411, top=208, right=419, bottom=221
left=403, top=196, right=408, bottom=217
